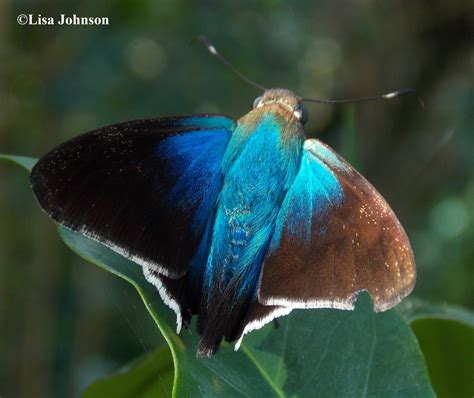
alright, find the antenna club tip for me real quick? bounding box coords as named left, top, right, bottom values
left=192, top=35, right=267, bottom=92
left=193, top=35, right=218, bottom=55
left=383, top=92, right=397, bottom=99
left=208, top=45, right=217, bottom=55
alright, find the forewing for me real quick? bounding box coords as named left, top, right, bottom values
left=31, top=115, right=235, bottom=278
left=260, top=139, right=416, bottom=312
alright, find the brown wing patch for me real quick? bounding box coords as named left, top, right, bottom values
left=259, top=139, right=416, bottom=312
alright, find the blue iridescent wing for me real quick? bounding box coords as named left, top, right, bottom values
left=260, top=139, right=416, bottom=312
left=31, top=115, right=235, bottom=279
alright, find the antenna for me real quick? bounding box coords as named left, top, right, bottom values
left=193, top=35, right=267, bottom=92
left=194, top=36, right=423, bottom=108
left=302, top=88, right=425, bottom=108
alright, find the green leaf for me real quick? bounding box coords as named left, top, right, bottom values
left=1, top=154, right=439, bottom=397
left=398, top=296, right=474, bottom=327
left=83, top=347, right=174, bottom=398
left=0, top=154, right=37, bottom=172
left=411, top=319, right=473, bottom=398
left=398, top=298, right=474, bottom=398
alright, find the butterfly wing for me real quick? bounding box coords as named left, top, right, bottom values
left=31, top=115, right=235, bottom=278
left=259, top=139, right=416, bottom=312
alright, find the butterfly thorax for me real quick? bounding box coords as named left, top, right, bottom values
left=210, top=110, right=303, bottom=284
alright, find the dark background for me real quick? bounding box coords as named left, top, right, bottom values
left=0, top=1, right=473, bottom=397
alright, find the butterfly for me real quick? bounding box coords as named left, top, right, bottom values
left=30, top=39, right=416, bottom=357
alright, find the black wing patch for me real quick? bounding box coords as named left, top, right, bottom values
left=30, top=115, right=235, bottom=278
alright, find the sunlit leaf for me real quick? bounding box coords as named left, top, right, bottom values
left=82, top=347, right=174, bottom=398
left=0, top=154, right=37, bottom=172
left=398, top=297, right=474, bottom=327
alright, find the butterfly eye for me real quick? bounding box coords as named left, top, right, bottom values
left=295, top=104, right=309, bottom=125
left=253, top=96, right=263, bottom=109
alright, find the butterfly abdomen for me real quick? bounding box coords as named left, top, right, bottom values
left=196, top=111, right=303, bottom=356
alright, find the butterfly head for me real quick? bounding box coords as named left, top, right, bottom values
left=252, top=89, right=309, bottom=125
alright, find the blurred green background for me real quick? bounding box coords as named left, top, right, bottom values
left=0, top=0, right=473, bottom=397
